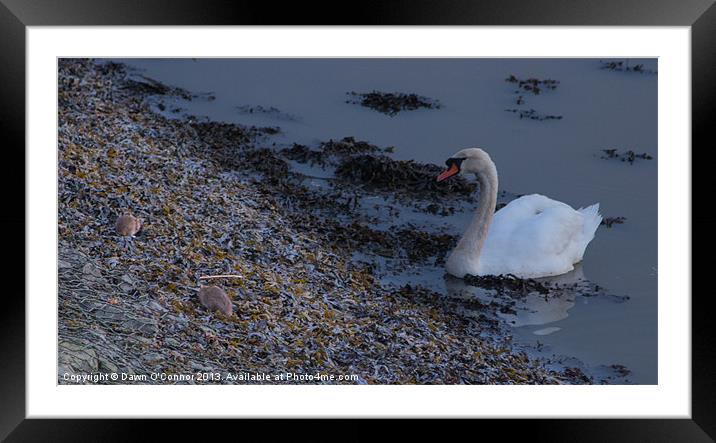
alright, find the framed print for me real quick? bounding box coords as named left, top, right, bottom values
left=2, top=0, right=711, bottom=440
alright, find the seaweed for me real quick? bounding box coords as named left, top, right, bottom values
left=320, top=136, right=382, bottom=156
left=463, top=273, right=551, bottom=296
left=600, top=148, right=653, bottom=164
left=599, top=60, right=657, bottom=75
left=335, top=154, right=476, bottom=197
left=282, top=137, right=391, bottom=170
left=505, top=75, right=560, bottom=95
left=280, top=143, right=325, bottom=166
left=346, top=91, right=441, bottom=116
left=504, top=75, right=562, bottom=121
left=601, top=216, right=626, bottom=228
left=236, top=104, right=299, bottom=122
left=505, top=108, right=563, bottom=121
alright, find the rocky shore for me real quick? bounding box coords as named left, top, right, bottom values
left=58, top=59, right=593, bottom=384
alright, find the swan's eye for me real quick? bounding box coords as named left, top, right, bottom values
left=445, top=157, right=465, bottom=168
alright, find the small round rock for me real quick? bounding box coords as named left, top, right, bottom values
left=198, top=285, right=233, bottom=316
left=115, top=214, right=142, bottom=236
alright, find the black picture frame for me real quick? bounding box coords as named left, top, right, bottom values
left=1, top=0, right=710, bottom=440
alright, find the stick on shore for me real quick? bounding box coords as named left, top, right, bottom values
left=198, top=274, right=244, bottom=280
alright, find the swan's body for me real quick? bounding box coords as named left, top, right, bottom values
left=438, top=148, right=601, bottom=279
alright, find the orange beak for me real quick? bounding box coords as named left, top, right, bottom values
left=437, top=163, right=459, bottom=182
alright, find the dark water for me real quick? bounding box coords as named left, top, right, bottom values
left=115, top=58, right=657, bottom=383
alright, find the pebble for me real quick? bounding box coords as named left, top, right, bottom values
left=115, top=214, right=142, bottom=236
left=198, top=285, right=233, bottom=316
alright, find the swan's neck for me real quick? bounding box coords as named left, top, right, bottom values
left=455, top=164, right=498, bottom=258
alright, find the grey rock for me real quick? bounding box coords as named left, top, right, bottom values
left=58, top=340, right=99, bottom=379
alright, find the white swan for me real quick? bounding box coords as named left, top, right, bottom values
left=437, top=148, right=602, bottom=279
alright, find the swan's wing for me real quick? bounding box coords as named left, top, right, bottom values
left=519, top=205, right=583, bottom=257
left=482, top=195, right=596, bottom=277
left=487, top=194, right=570, bottom=244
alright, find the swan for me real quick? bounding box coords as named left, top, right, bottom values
left=437, top=148, right=602, bottom=279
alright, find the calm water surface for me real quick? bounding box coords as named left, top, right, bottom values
left=116, top=58, right=657, bottom=383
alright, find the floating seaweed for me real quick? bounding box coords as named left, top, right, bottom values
left=601, top=216, right=627, bottom=228
left=462, top=272, right=629, bottom=305
left=600, top=148, right=653, bottom=164
left=505, top=108, right=562, bottom=121
left=346, top=90, right=441, bottom=116
left=505, top=75, right=560, bottom=95
left=610, top=364, right=632, bottom=377
left=236, top=104, right=299, bottom=122
left=504, top=75, right=562, bottom=121
left=463, top=273, right=551, bottom=296
left=599, top=60, right=657, bottom=75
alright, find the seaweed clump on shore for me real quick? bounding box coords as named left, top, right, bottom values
left=335, top=154, right=476, bottom=198
left=281, top=137, right=391, bottom=168
left=122, top=77, right=186, bottom=98
left=189, top=121, right=290, bottom=181
left=323, top=221, right=457, bottom=263
left=191, top=121, right=279, bottom=151
left=221, top=147, right=289, bottom=181
left=280, top=143, right=326, bottom=166
left=346, top=91, right=441, bottom=116
left=320, top=136, right=383, bottom=156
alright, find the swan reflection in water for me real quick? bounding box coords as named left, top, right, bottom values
left=442, top=264, right=589, bottom=334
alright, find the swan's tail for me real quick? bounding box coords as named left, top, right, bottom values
left=576, top=203, right=602, bottom=261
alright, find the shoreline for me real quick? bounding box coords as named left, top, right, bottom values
left=58, top=59, right=596, bottom=384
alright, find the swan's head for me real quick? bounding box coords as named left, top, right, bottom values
left=437, top=148, right=494, bottom=182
